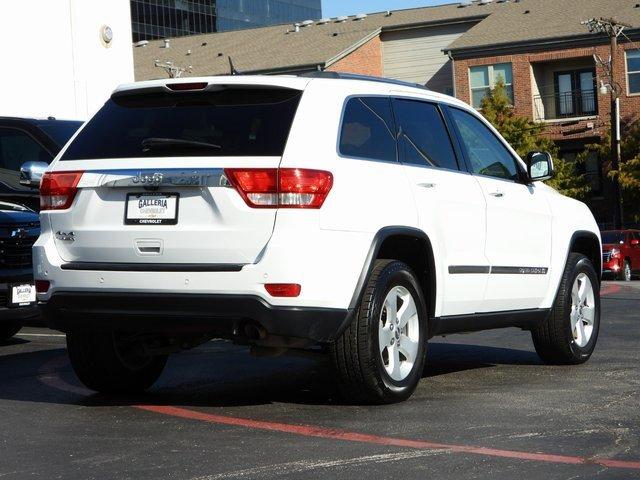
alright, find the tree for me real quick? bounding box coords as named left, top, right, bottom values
left=480, top=79, right=557, bottom=157
left=580, top=119, right=640, bottom=223
left=545, top=157, right=591, bottom=201
left=480, top=80, right=591, bottom=199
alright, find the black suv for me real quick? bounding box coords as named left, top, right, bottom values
left=0, top=117, right=82, bottom=211
left=0, top=201, right=40, bottom=341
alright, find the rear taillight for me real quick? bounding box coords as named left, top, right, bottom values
left=224, top=168, right=333, bottom=209
left=40, top=171, right=83, bottom=211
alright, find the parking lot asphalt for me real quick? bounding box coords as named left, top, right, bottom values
left=1, top=281, right=639, bottom=480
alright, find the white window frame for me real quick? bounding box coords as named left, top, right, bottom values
left=626, top=49, right=640, bottom=96
left=469, top=63, right=514, bottom=109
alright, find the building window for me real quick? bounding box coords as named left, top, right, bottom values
left=553, top=69, right=597, bottom=118
left=469, top=63, right=513, bottom=108
left=627, top=50, right=640, bottom=94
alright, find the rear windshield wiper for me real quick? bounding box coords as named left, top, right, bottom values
left=141, top=138, right=222, bottom=153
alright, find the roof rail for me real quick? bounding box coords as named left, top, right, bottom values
left=298, top=71, right=429, bottom=91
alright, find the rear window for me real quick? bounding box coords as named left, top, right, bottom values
left=61, top=88, right=302, bottom=160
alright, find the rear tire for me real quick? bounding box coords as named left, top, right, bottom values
left=0, top=323, right=21, bottom=342
left=66, top=329, right=167, bottom=393
left=532, top=253, right=600, bottom=364
left=330, top=260, right=428, bottom=404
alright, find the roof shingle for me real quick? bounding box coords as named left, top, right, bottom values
left=446, top=0, right=640, bottom=52
left=134, top=1, right=504, bottom=80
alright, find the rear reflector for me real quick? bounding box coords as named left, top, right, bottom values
left=40, top=171, right=84, bottom=210
left=167, top=82, right=208, bottom=91
left=35, top=280, right=50, bottom=294
left=224, top=168, right=333, bottom=209
left=265, top=283, right=301, bottom=297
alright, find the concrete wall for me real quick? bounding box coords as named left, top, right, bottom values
left=0, top=0, right=134, bottom=120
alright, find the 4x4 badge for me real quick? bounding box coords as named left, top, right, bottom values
left=55, top=231, right=75, bottom=242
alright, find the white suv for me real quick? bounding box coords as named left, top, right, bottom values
left=34, top=73, right=602, bottom=403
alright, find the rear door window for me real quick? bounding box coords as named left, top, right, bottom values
left=61, top=88, right=302, bottom=160
left=392, top=99, right=459, bottom=171
left=339, top=97, right=397, bottom=162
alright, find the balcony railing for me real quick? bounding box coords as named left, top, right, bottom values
left=533, top=90, right=598, bottom=121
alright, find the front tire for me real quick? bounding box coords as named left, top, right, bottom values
left=618, top=260, right=632, bottom=282
left=66, top=330, right=167, bottom=393
left=532, top=253, right=600, bottom=364
left=330, top=260, right=428, bottom=404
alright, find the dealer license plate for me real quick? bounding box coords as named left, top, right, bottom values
left=11, top=284, right=36, bottom=306
left=125, top=193, right=179, bottom=225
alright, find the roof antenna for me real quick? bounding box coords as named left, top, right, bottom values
left=228, top=56, right=240, bottom=75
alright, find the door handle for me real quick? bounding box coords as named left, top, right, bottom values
left=489, top=190, right=505, bottom=198
left=418, top=183, right=436, bottom=189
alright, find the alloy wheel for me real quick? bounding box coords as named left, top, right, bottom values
left=570, top=273, right=596, bottom=348
left=378, top=286, right=420, bottom=381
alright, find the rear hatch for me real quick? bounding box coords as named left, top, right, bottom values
left=47, top=83, right=303, bottom=266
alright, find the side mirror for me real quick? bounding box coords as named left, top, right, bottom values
left=526, top=151, right=554, bottom=182
left=19, top=161, right=49, bottom=188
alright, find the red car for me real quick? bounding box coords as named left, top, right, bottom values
left=601, top=230, right=640, bottom=281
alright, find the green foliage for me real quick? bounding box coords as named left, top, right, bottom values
left=545, top=157, right=591, bottom=201
left=580, top=118, right=640, bottom=223
left=480, top=80, right=591, bottom=199
left=480, top=79, right=557, bottom=158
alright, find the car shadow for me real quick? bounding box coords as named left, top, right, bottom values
left=0, top=338, right=543, bottom=409
left=0, top=336, right=29, bottom=347
left=424, top=342, right=542, bottom=377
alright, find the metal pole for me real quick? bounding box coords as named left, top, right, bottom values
left=610, top=33, right=623, bottom=229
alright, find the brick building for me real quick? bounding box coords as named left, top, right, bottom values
left=445, top=0, right=640, bottom=225
left=134, top=0, right=640, bottom=225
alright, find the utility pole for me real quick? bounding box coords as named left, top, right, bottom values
left=582, top=17, right=631, bottom=229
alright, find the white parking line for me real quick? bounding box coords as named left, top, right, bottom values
left=18, top=333, right=66, bottom=338
left=191, top=451, right=442, bottom=480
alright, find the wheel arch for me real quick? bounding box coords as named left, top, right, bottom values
left=569, top=230, right=602, bottom=279
left=347, top=226, right=437, bottom=321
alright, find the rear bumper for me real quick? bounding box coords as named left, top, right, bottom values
left=42, top=292, right=350, bottom=344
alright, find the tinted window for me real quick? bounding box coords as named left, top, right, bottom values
left=393, top=99, right=459, bottom=170
left=37, top=121, right=82, bottom=148
left=61, top=88, right=302, bottom=160
left=449, top=107, right=519, bottom=181
left=0, top=128, right=52, bottom=171
left=601, top=231, right=625, bottom=244
left=339, top=97, right=396, bottom=162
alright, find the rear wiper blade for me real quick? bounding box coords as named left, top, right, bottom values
left=141, top=138, right=222, bottom=152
